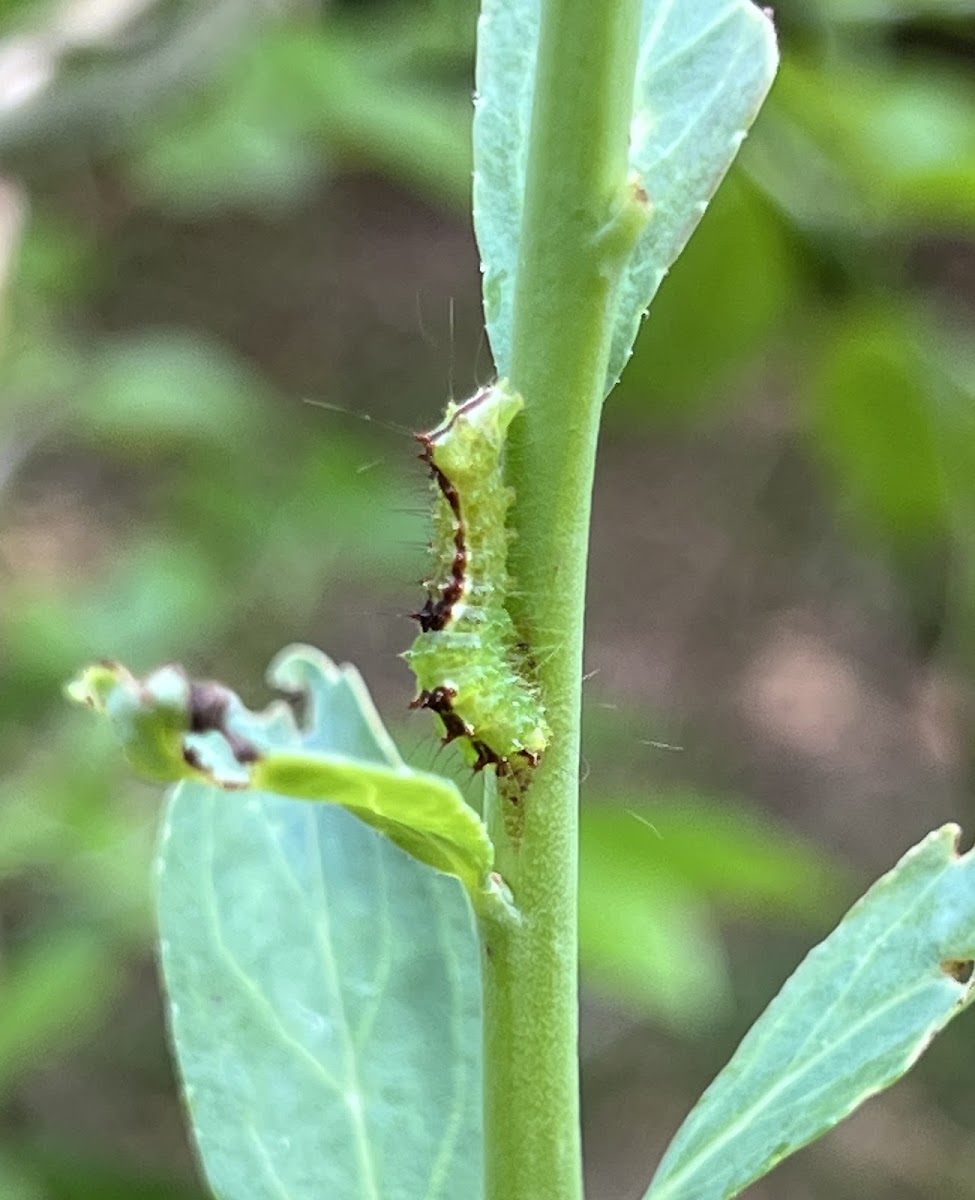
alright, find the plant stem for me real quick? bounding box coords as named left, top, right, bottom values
left=481, top=1, right=645, bottom=1198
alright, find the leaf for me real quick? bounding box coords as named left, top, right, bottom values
left=645, top=825, right=975, bottom=1200
left=131, top=33, right=325, bottom=213
left=67, top=645, right=495, bottom=901
left=0, top=1153, right=43, bottom=1200
left=15, top=1141, right=210, bottom=1200
left=810, top=306, right=946, bottom=541
left=611, top=175, right=798, bottom=421
left=765, top=57, right=975, bottom=231
left=473, top=0, right=778, bottom=393
left=580, top=829, right=731, bottom=1028
left=79, top=332, right=266, bottom=453
left=579, top=794, right=853, bottom=1027
left=157, top=642, right=483, bottom=1200
left=0, top=931, right=123, bottom=1097
left=131, top=25, right=473, bottom=214
left=813, top=0, right=975, bottom=28
left=582, top=793, right=854, bottom=925
left=158, top=793, right=483, bottom=1200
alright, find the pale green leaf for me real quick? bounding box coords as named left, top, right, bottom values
left=66, top=645, right=494, bottom=899
left=158, top=794, right=482, bottom=1200
left=645, top=825, right=975, bottom=1200
left=473, top=0, right=778, bottom=393
left=156, top=641, right=484, bottom=1200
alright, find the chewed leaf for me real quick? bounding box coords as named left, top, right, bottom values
left=645, top=825, right=975, bottom=1200
left=157, top=647, right=485, bottom=1199
left=67, top=645, right=495, bottom=901
left=474, top=0, right=778, bottom=393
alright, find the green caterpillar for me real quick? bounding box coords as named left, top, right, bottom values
left=404, top=380, right=549, bottom=774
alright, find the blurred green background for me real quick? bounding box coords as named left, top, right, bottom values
left=1, top=0, right=974, bottom=1197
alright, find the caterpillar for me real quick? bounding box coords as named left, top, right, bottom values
left=404, top=380, right=548, bottom=774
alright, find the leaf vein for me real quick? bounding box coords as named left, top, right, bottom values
left=309, top=809, right=383, bottom=1200
left=422, top=874, right=475, bottom=1200
left=202, top=810, right=346, bottom=1096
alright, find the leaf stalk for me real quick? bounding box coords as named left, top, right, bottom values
left=480, top=1, right=646, bottom=1197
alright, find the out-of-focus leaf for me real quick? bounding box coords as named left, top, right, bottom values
left=8, top=213, right=94, bottom=304
left=581, top=817, right=730, bottom=1028
left=579, top=789, right=853, bottom=1026
left=0, top=324, right=81, bottom=439
left=237, top=435, right=423, bottom=582
left=813, top=0, right=975, bottom=23
left=763, top=57, right=975, bottom=229
left=810, top=306, right=945, bottom=541
left=646, top=825, right=975, bottom=1200
left=301, top=30, right=472, bottom=209
left=4, top=540, right=224, bottom=718
left=474, top=0, right=778, bottom=391
left=10, top=1139, right=211, bottom=1200
left=0, top=1, right=257, bottom=160
left=157, top=644, right=484, bottom=1200
left=133, top=26, right=471, bottom=213
left=0, top=1, right=45, bottom=35
left=0, top=720, right=153, bottom=928
left=69, top=645, right=496, bottom=900
left=0, top=1152, right=43, bottom=1200
left=0, top=931, right=123, bottom=1097
left=131, top=34, right=325, bottom=212
left=78, top=332, right=266, bottom=452
left=928, top=336, right=975, bottom=661
left=583, top=793, right=854, bottom=927
left=809, top=308, right=975, bottom=655
left=612, top=175, right=798, bottom=420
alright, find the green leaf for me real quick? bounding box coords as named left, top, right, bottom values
left=0, top=1152, right=43, bottom=1200
left=766, top=57, right=975, bottom=230
left=579, top=794, right=852, bottom=1027
left=78, top=332, right=266, bottom=453
left=583, top=793, right=854, bottom=925
left=612, top=175, right=798, bottom=421
left=809, top=306, right=946, bottom=541
left=580, top=827, right=730, bottom=1028
left=67, top=645, right=495, bottom=901
left=157, top=698, right=484, bottom=1199
left=813, top=0, right=975, bottom=27
left=0, top=931, right=123, bottom=1098
left=131, top=33, right=325, bottom=213
left=645, top=825, right=975, bottom=1200
left=10, top=1140, right=210, bottom=1200
left=473, top=0, right=778, bottom=393
left=132, top=26, right=472, bottom=214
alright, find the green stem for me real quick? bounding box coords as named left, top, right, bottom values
left=481, top=2, right=646, bottom=1199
